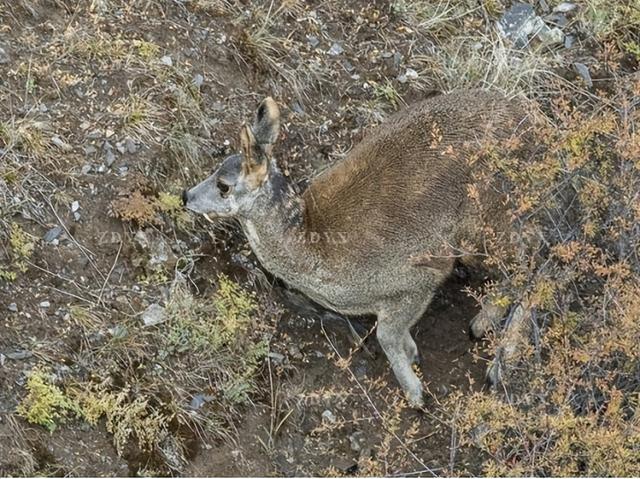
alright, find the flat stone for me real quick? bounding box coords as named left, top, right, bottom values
left=105, top=148, right=116, bottom=166
left=84, top=145, right=97, bottom=155
left=124, top=137, right=138, bottom=154
left=321, top=409, right=336, bottom=423
left=538, top=26, right=565, bottom=46
left=306, top=35, right=320, bottom=48
left=328, top=42, right=344, bottom=56
left=498, top=3, right=564, bottom=48
left=142, top=303, right=166, bottom=327
left=497, top=3, right=537, bottom=47
left=564, top=34, right=575, bottom=48
left=574, top=62, right=593, bottom=88
left=43, top=226, right=63, bottom=243
left=5, top=350, right=32, bottom=360
left=553, top=2, right=577, bottom=13
left=398, top=67, right=419, bottom=83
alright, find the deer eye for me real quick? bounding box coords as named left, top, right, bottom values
left=217, top=180, right=231, bottom=197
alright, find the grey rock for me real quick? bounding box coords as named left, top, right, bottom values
left=39, top=301, right=51, bottom=308
left=193, top=73, right=204, bottom=88
left=545, top=13, right=568, bottom=27
left=321, top=409, right=336, bottom=423
left=124, top=137, right=138, bottom=154
left=81, top=164, right=92, bottom=175
left=398, top=68, right=419, bottom=83
left=498, top=3, right=564, bottom=48
left=190, top=393, right=214, bottom=410
left=115, top=141, right=126, bottom=154
left=73, top=212, right=81, bottom=221
left=105, top=148, right=116, bottom=166
left=161, top=55, right=173, bottom=66
left=51, top=135, right=72, bottom=151
left=553, top=2, right=576, bottom=13
left=5, top=350, right=32, bottom=360
left=268, top=352, right=285, bottom=365
left=7, top=303, right=18, bottom=312
left=393, top=51, right=403, bottom=67
left=574, top=62, right=593, bottom=88
left=328, top=42, right=344, bottom=56
left=71, top=200, right=80, bottom=212
left=84, top=145, right=97, bottom=155
left=0, top=46, right=9, bottom=64
left=497, top=3, right=537, bottom=47
left=306, top=35, right=320, bottom=48
left=564, top=34, right=575, bottom=48
left=109, top=324, right=128, bottom=339
left=538, top=26, right=565, bottom=46
left=43, top=226, right=63, bottom=243
left=349, top=431, right=366, bottom=452
left=142, top=303, right=166, bottom=327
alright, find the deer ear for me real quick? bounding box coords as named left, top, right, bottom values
left=239, top=124, right=268, bottom=186
left=252, top=97, right=280, bottom=149
left=239, top=123, right=256, bottom=163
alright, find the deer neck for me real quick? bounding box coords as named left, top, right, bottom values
left=238, top=170, right=326, bottom=284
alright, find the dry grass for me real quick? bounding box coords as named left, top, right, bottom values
left=446, top=76, right=640, bottom=476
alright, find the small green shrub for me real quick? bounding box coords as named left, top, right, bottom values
left=73, top=387, right=171, bottom=455
left=17, top=367, right=79, bottom=432
left=164, top=275, right=269, bottom=403
left=0, top=223, right=35, bottom=281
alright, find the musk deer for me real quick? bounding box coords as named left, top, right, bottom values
left=183, top=91, right=528, bottom=407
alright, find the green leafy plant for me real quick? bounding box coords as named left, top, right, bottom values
left=17, top=367, right=79, bottom=432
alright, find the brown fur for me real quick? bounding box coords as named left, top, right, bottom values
left=303, top=90, right=525, bottom=263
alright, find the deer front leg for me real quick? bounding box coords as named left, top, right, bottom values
left=377, top=300, right=429, bottom=408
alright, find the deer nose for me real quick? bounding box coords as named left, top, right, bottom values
left=181, top=189, right=189, bottom=206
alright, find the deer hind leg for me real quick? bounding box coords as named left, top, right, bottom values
left=377, top=300, right=429, bottom=408
left=486, top=301, right=532, bottom=386
left=470, top=300, right=508, bottom=339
